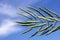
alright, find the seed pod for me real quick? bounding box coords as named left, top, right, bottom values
left=38, top=30, right=49, bottom=36
left=45, top=8, right=60, bottom=18
left=47, top=25, right=60, bottom=35
left=29, top=31, right=38, bottom=38
left=40, top=24, right=53, bottom=32
left=27, top=10, right=39, bottom=19
left=16, top=20, right=40, bottom=24
left=19, top=8, right=37, bottom=20
left=36, top=23, right=46, bottom=27
left=48, top=17, right=59, bottom=22
left=22, top=28, right=33, bottom=34
left=31, top=23, right=46, bottom=28
left=27, top=6, right=46, bottom=17
left=17, top=13, right=32, bottom=20
left=38, top=16, right=52, bottom=22
left=20, top=24, right=35, bottom=26
left=39, top=7, right=53, bottom=17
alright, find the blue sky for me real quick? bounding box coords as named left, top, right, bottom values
left=0, top=0, right=60, bottom=40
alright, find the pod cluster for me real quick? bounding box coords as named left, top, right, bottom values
left=16, top=6, right=60, bottom=38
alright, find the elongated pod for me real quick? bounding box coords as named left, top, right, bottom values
left=39, top=7, right=53, bottom=17
left=27, top=6, right=46, bottom=17
left=17, top=13, right=32, bottom=20
left=45, top=8, right=60, bottom=18
left=47, top=25, right=60, bottom=35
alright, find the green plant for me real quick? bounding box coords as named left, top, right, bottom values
left=16, top=6, right=60, bottom=38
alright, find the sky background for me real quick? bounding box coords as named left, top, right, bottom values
left=0, top=0, right=60, bottom=40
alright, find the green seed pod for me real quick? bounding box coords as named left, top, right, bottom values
left=39, top=23, right=47, bottom=26
left=20, top=24, right=35, bottom=26
left=16, top=20, right=40, bottom=24
left=27, top=10, right=38, bottom=18
left=47, top=25, right=60, bottom=35
left=17, top=13, right=32, bottom=20
left=39, top=7, right=53, bottom=17
left=38, top=16, right=52, bottom=22
left=30, top=23, right=46, bottom=28
left=38, top=30, right=46, bottom=36
left=27, top=6, right=46, bottom=17
left=19, top=8, right=37, bottom=20
left=22, top=28, right=33, bottom=34
left=48, top=17, right=59, bottom=22
left=29, top=31, right=38, bottom=38
left=40, top=24, right=53, bottom=32
left=45, top=8, right=60, bottom=18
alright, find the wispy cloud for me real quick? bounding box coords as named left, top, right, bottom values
left=0, top=3, right=30, bottom=37
left=0, top=19, right=21, bottom=37
left=0, top=3, right=18, bottom=17
left=0, top=1, right=39, bottom=37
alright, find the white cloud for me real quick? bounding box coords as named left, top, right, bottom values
left=0, top=19, right=21, bottom=37
left=0, top=3, right=17, bottom=17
